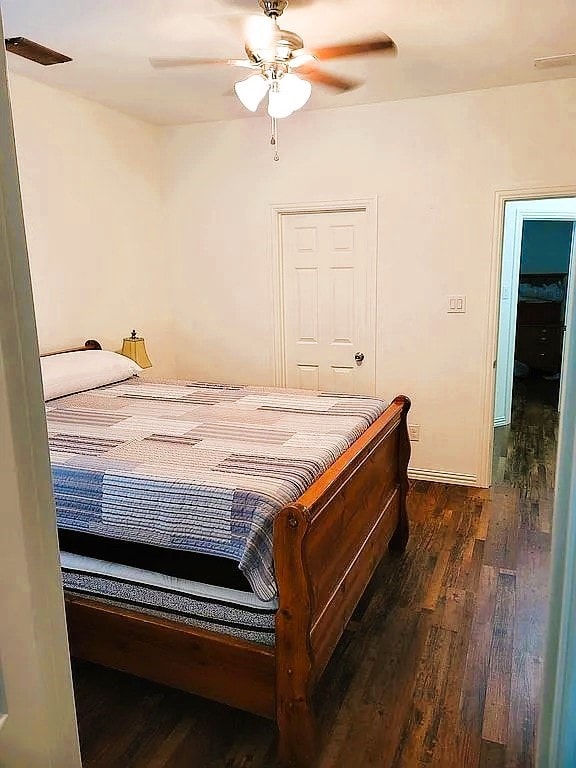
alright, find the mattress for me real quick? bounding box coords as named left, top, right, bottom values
left=61, top=551, right=277, bottom=647
left=48, top=378, right=387, bottom=601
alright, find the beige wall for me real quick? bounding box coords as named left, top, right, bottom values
left=9, top=75, right=174, bottom=376
left=162, top=78, right=576, bottom=484
left=10, top=73, right=576, bottom=483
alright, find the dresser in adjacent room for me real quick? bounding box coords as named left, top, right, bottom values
left=515, top=298, right=564, bottom=374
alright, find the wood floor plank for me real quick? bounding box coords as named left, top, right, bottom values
left=505, top=651, right=543, bottom=768
left=515, top=528, right=550, bottom=656
left=476, top=498, right=492, bottom=542
left=319, top=609, right=432, bottom=768
left=390, top=624, right=456, bottom=767
left=482, top=571, right=516, bottom=744
left=459, top=564, right=499, bottom=764
left=483, top=488, right=520, bottom=570
left=479, top=738, right=506, bottom=768
left=431, top=590, right=476, bottom=767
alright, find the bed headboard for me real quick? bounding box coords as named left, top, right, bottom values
left=40, top=339, right=102, bottom=357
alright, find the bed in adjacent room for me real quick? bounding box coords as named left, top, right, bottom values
left=42, top=341, right=411, bottom=767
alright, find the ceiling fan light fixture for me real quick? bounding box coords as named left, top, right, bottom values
left=267, top=73, right=311, bottom=118
left=234, top=73, right=270, bottom=111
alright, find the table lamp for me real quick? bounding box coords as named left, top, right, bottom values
left=121, top=330, right=152, bottom=369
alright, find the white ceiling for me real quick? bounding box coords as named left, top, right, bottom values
left=3, top=0, right=576, bottom=125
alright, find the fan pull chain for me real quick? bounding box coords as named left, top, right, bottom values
left=270, top=117, right=280, bottom=162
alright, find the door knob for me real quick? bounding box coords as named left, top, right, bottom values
left=355, top=352, right=365, bottom=365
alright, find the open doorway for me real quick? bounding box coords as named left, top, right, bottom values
left=493, top=197, right=576, bottom=483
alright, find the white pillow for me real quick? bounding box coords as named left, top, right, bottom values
left=41, top=350, right=142, bottom=402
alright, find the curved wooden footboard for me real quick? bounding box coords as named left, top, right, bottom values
left=274, top=395, right=411, bottom=766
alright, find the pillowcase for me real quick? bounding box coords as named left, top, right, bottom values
left=41, top=350, right=142, bottom=402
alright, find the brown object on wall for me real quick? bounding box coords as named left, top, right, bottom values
left=5, top=37, right=72, bottom=66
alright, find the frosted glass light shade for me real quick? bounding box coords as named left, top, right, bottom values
left=234, top=74, right=269, bottom=112
left=267, top=74, right=311, bottom=118
left=121, top=334, right=152, bottom=369
left=281, top=73, right=312, bottom=111
left=268, top=85, right=294, bottom=118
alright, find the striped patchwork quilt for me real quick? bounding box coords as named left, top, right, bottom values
left=47, top=378, right=388, bottom=600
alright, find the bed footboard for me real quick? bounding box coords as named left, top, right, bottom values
left=274, top=395, right=411, bottom=766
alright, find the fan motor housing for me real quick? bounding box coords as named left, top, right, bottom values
left=245, top=28, right=304, bottom=63
left=259, top=0, right=289, bottom=18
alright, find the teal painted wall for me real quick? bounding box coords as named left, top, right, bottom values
left=520, top=220, right=573, bottom=274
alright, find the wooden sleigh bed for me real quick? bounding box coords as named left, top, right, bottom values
left=48, top=341, right=411, bottom=767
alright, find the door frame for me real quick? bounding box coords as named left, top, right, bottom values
left=537, top=240, right=576, bottom=768
left=0, top=12, right=81, bottom=766
left=481, top=186, right=576, bottom=768
left=479, top=184, right=576, bottom=488
left=494, top=200, right=576, bottom=428
left=270, top=197, right=378, bottom=391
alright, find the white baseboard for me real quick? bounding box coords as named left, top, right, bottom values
left=408, top=467, right=479, bottom=487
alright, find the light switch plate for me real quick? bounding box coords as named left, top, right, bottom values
left=448, top=295, right=467, bottom=313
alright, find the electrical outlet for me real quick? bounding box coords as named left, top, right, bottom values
left=408, top=424, right=421, bottom=441
left=448, top=295, right=467, bottom=313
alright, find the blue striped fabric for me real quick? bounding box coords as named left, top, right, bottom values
left=47, top=378, right=387, bottom=600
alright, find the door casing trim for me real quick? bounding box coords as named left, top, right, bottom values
left=480, top=183, right=576, bottom=487
left=270, top=197, right=378, bottom=394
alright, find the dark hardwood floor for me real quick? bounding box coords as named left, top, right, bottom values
left=72, top=384, right=556, bottom=767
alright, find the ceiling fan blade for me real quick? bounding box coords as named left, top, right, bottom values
left=5, top=37, right=72, bottom=65
left=534, top=53, right=576, bottom=69
left=311, top=36, right=396, bottom=61
left=300, top=66, right=361, bottom=92
left=289, top=50, right=318, bottom=68
left=149, top=57, right=254, bottom=69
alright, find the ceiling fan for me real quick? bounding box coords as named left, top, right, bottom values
left=150, top=0, right=397, bottom=119
left=4, top=37, right=72, bottom=66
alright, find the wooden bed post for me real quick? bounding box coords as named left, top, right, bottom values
left=274, top=502, right=316, bottom=768
left=388, top=395, right=411, bottom=553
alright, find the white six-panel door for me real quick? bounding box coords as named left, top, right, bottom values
left=280, top=209, right=376, bottom=395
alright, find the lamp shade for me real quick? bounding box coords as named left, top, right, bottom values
left=234, top=74, right=269, bottom=112
left=279, top=73, right=312, bottom=111
left=268, top=84, right=294, bottom=119
left=121, top=331, right=152, bottom=369
left=267, top=74, right=311, bottom=118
